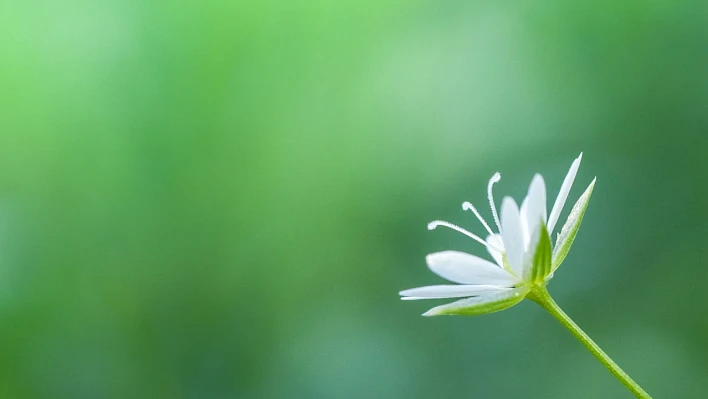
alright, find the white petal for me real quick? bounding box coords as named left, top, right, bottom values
left=486, top=234, right=504, bottom=267
left=422, top=287, right=528, bottom=316
left=426, top=251, right=519, bottom=286
left=519, top=197, right=531, bottom=249
left=500, top=197, right=524, bottom=276
left=548, top=153, right=582, bottom=235
left=521, top=174, right=547, bottom=247
left=399, top=284, right=511, bottom=300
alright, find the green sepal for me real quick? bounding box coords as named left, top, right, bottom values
left=552, top=178, right=596, bottom=271
left=422, top=287, right=529, bottom=317
left=530, top=222, right=552, bottom=283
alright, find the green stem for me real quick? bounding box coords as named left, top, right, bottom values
left=528, top=287, right=652, bottom=399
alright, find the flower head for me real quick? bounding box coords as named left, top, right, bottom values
left=400, top=153, right=595, bottom=316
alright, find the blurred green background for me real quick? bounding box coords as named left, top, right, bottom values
left=1, top=0, right=707, bottom=398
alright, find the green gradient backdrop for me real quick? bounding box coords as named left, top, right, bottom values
left=1, top=0, right=707, bottom=398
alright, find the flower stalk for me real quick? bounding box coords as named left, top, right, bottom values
left=527, top=287, right=653, bottom=399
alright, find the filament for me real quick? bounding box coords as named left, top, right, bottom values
left=462, top=202, right=504, bottom=248
left=428, top=220, right=503, bottom=253
left=487, top=172, right=503, bottom=234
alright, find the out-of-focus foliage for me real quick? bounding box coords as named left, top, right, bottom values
left=0, top=0, right=707, bottom=398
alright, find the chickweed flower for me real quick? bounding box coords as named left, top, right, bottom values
left=399, top=154, right=652, bottom=399
left=400, top=153, right=594, bottom=316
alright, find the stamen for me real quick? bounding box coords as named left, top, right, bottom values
left=462, top=202, right=504, bottom=247
left=428, top=220, right=504, bottom=253
left=487, top=172, right=502, bottom=234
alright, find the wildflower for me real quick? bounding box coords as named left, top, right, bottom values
left=400, top=154, right=595, bottom=316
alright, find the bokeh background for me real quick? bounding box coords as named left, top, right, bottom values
left=1, top=0, right=707, bottom=398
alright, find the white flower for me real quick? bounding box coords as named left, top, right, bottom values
left=400, top=154, right=596, bottom=316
